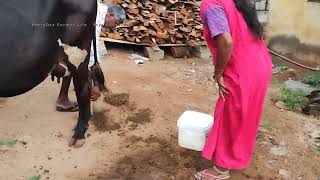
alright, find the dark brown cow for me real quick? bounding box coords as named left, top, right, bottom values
left=0, top=0, right=103, bottom=147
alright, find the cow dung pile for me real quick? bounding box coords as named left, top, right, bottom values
left=104, top=93, right=130, bottom=106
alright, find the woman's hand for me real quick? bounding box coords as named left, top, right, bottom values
left=213, top=74, right=229, bottom=101
left=212, top=33, right=232, bottom=101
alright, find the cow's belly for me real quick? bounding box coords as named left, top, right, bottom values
left=0, top=1, right=61, bottom=97
left=0, top=30, right=60, bottom=97
left=0, top=53, right=59, bottom=97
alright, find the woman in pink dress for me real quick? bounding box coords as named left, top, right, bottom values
left=195, top=0, right=272, bottom=179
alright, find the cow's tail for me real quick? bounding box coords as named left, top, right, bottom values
left=92, top=24, right=107, bottom=92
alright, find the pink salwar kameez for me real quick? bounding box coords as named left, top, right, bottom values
left=200, top=0, right=272, bottom=169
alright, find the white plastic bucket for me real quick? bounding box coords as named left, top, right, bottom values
left=177, top=111, right=214, bottom=151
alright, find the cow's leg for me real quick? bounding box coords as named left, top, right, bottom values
left=69, top=60, right=91, bottom=147
left=58, top=0, right=97, bottom=147
left=66, top=24, right=95, bottom=147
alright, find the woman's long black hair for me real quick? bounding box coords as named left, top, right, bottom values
left=233, top=0, right=263, bottom=38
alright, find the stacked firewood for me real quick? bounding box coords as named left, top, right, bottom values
left=101, top=0, right=205, bottom=46
left=303, top=90, right=320, bottom=117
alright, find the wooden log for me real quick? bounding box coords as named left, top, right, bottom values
left=170, top=47, right=190, bottom=58
left=105, top=0, right=205, bottom=46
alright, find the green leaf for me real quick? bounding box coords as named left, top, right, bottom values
left=28, top=175, right=40, bottom=180
left=0, top=139, right=18, bottom=146
left=274, top=66, right=288, bottom=73
left=278, top=66, right=288, bottom=71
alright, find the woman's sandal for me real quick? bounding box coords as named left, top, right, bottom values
left=194, top=166, right=230, bottom=180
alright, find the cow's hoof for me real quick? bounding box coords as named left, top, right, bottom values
left=68, top=138, right=77, bottom=147
left=74, top=139, right=86, bottom=148
left=68, top=138, right=85, bottom=148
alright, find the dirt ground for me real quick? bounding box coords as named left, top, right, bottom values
left=0, top=46, right=319, bottom=180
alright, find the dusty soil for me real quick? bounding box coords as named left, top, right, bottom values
left=0, top=47, right=319, bottom=180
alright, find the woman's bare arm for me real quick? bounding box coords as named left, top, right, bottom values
left=214, top=32, right=233, bottom=78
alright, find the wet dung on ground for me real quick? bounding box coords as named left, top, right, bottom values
left=91, top=110, right=121, bottom=132
left=126, top=108, right=152, bottom=129
left=95, top=136, right=211, bottom=180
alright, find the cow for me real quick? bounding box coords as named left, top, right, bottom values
left=0, top=0, right=105, bottom=147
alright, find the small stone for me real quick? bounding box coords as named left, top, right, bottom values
left=279, top=169, right=289, bottom=178
left=57, top=133, right=63, bottom=138
left=74, top=166, right=78, bottom=168
left=269, top=137, right=279, bottom=145
left=44, top=170, right=50, bottom=173
left=275, top=101, right=285, bottom=110
left=20, top=141, right=27, bottom=145
left=284, top=80, right=318, bottom=96
left=268, top=160, right=275, bottom=164
left=279, top=141, right=286, bottom=146
left=271, top=145, right=288, bottom=156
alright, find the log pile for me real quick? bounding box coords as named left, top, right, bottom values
left=302, top=90, right=320, bottom=117
left=101, top=0, right=205, bottom=46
